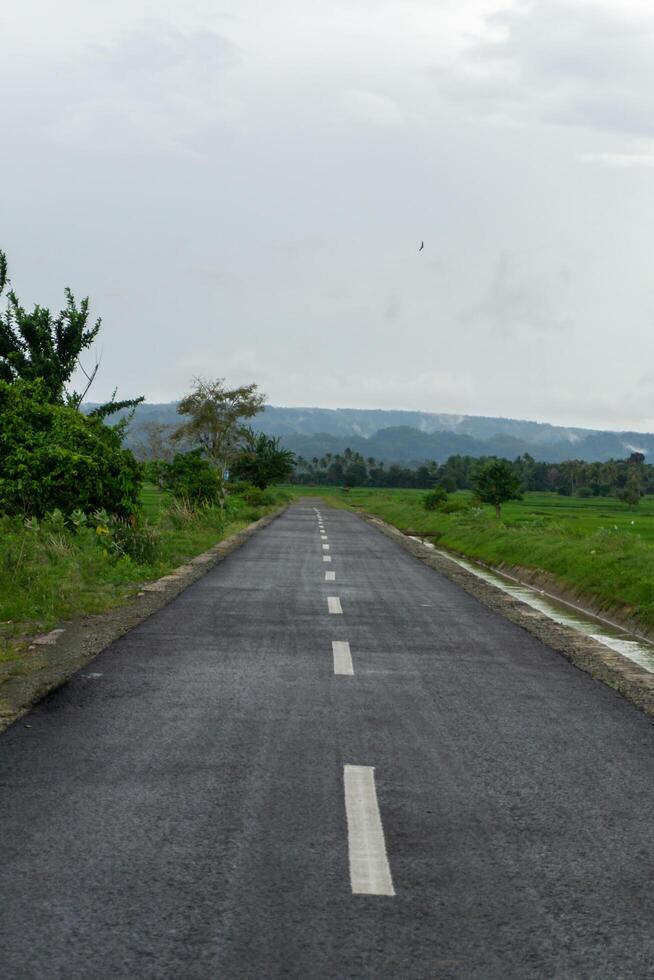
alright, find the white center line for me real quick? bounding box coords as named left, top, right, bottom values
left=328, top=596, right=343, bottom=614
left=323, top=555, right=332, bottom=563
left=343, top=765, right=395, bottom=897
left=332, top=640, right=353, bottom=675
left=322, top=544, right=330, bottom=551
left=325, top=571, right=336, bottom=581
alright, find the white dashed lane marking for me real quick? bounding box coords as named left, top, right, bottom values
left=328, top=596, right=343, bottom=615
left=332, top=641, right=353, bottom=675
left=325, top=571, right=336, bottom=581
left=323, top=555, right=332, bottom=563
left=322, top=544, right=330, bottom=551
left=343, top=766, right=395, bottom=897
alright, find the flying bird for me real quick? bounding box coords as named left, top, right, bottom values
left=418, top=241, right=424, bottom=251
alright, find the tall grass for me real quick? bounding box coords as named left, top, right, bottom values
left=0, top=485, right=291, bottom=641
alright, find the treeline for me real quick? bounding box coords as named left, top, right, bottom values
left=294, top=450, right=652, bottom=501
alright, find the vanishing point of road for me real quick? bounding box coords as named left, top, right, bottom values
left=2, top=502, right=654, bottom=979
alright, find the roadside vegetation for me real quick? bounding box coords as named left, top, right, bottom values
left=295, top=486, right=654, bottom=632
left=0, top=482, right=291, bottom=656
left=0, top=247, right=295, bottom=661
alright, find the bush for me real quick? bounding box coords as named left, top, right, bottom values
left=441, top=496, right=471, bottom=514
left=241, top=486, right=275, bottom=507
left=163, top=450, right=221, bottom=504
left=89, top=510, right=160, bottom=563
left=0, top=380, right=142, bottom=518
left=424, top=488, right=448, bottom=510
left=575, top=486, right=592, bottom=498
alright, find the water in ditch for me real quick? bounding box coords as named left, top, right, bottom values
left=409, top=537, right=654, bottom=674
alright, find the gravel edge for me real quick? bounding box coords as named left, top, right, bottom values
left=0, top=507, right=287, bottom=733
left=361, top=510, right=654, bottom=718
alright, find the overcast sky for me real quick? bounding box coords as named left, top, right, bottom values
left=2, top=0, right=654, bottom=430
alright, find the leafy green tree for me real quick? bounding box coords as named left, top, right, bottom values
left=344, top=461, right=367, bottom=487
left=472, top=458, right=522, bottom=518
left=173, top=378, right=265, bottom=489
left=230, top=430, right=295, bottom=489
left=163, top=450, right=222, bottom=504
left=618, top=469, right=641, bottom=509
left=438, top=475, right=457, bottom=493
left=0, top=380, right=142, bottom=517
left=0, top=248, right=142, bottom=416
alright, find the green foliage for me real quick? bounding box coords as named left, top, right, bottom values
left=230, top=430, right=296, bottom=490
left=0, top=262, right=100, bottom=403
left=440, top=495, right=471, bottom=514
left=471, top=459, right=522, bottom=517
left=0, top=483, right=290, bottom=639
left=0, top=380, right=142, bottom=518
left=618, top=469, right=641, bottom=508
left=162, top=449, right=222, bottom=504
left=174, top=377, right=265, bottom=481
left=423, top=487, right=447, bottom=510
left=297, top=486, right=654, bottom=630
left=88, top=509, right=160, bottom=563
left=438, top=475, right=457, bottom=493
left=294, top=449, right=654, bottom=499
left=0, top=247, right=142, bottom=414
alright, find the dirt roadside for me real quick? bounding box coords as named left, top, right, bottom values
left=0, top=508, right=286, bottom=734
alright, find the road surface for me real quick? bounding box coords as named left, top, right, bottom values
left=2, top=502, right=654, bottom=979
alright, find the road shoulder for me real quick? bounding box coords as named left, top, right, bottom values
left=0, top=508, right=286, bottom=733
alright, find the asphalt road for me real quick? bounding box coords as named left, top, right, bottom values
left=2, top=501, right=654, bottom=979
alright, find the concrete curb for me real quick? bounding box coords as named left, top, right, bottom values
left=360, top=510, right=654, bottom=719
left=0, top=507, right=287, bottom=733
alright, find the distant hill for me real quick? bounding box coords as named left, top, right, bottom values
left=87, top=403, right=654, bottom=465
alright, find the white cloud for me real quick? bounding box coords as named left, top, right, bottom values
left=435, top=0, right=654, bottom=140
left=341, top=89, right=404, bottom=126
left=580, top=152, right=654, bottom=168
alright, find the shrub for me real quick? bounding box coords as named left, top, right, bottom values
left=241, top=486, right=275, bottom=507
left=575, top=486, right=592, bottom=498
left=89, top=510, right=160, bottom=563
left=424, top=487, right=448, bottom=510
left=441, top=496, right=471, bottom=514
left=0, top=380, right=142, bottom=518
left=163, top=450, right=221, bottom=504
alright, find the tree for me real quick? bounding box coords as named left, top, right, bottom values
left=173, top=378, right=265, bottom=486
left=618, top=469, right=641, bottom=509
left=472, top=458, right=522, bottom=517
left=230, top=430, right=295, bottom=489
left=162, top=450, right=222, bottom=504
left=136, top=421, right=176, bottom=462
left=0, top=248, right=142, bottom=416
left=0, top=380, right=142, bottom=517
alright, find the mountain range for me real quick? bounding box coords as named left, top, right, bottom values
left=93, top=403, right=654, bottom=465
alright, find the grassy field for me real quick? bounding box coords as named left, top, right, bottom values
left=293, top=486, right=654, bottom=631
left=0, top=484, right=291, bottom=660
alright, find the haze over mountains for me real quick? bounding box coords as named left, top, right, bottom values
left=99, top=404, right=654, bottom=465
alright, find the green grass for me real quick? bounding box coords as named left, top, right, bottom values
left=0, top=484, right=291, bottom=659
left=292, top=486, right=654, bottom=631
